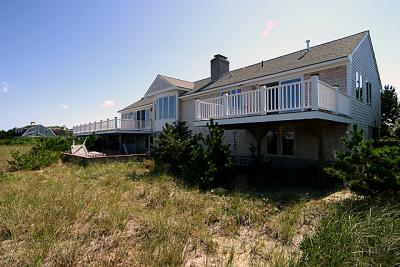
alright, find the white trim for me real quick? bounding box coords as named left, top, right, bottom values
left=193, top=111, right=352, bottom=127
left=349, top=32, right=369, bottom=59
left=180, top=57, right=349, bottom=100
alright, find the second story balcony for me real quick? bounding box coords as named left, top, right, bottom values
left=73, top=117, right=152, bottom=136
left=194, top=76, right=352, bottom=126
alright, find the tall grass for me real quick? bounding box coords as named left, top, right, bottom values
left=0, top=156, right=277, bottom=266
left=299, top=197, right=400, bottom=266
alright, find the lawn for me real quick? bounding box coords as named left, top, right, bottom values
left=0, top=144, right=398, bottom=266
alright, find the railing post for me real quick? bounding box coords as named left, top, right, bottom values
left=260, top=87, right=266, bottom=113
left=114, top=117, right=118, bottom=130
left=333, top=86, right=339, bottom=113
left=311, top=75, right=319, bottom=111
left=106, top=118, right=110, bottom=130
left=223, top=93, right=229, bottom=117
left=195, top=99, right=200, bottom=120
left=100, top=120, right=103, bottom=130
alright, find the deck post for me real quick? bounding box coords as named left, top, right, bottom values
left=311, top=75, right=319, bottom=111
left=88, top=122, right=91, bottom=133
left=318, top=125, right=326, bottom=187
left=333, top=86, right=339, bottom=113
left=114, top=117, right=118, bottom=130
left=223, top=93, right=229, bottom=117
left=260, top=87, right=266, bottom=113
left=107, top=118, right=110, bottom=130
left=100, top=120, right=103, bottom=131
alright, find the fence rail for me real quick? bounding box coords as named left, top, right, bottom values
left=195, top=76, right=351, bottom=120
left=73, top=118, right=152, bottom=134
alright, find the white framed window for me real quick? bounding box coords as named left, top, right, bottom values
left=154, top=95, right=176, bottom=120
left=356, top=72, right=363, bottom=102
left=366, top=81, right=372, bottom=105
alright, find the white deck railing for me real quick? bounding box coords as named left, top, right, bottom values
left=73, top=118, right=152, bottom=135
left=195, top=76, right=351, bottom=120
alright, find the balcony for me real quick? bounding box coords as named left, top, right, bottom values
left=73, top=117, right=152, bottom=136
left=194, top=76, right=351, bottom=125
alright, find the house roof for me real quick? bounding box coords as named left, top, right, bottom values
left=118, top=97, right=153, bottom=113
left=185, top=31, right=368, bottom=95
left=119, top=31, right=368, bottom=111
left=159, top=75, right=194, bottom=90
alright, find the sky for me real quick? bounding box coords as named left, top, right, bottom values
left=0, top=0, right=399, bottom=130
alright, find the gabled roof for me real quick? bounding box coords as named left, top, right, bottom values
left=118, top=97, right=153, bottom=113
left=159, top=75, right=194, bottom=90
left=185, top=31, right=368, bottom=95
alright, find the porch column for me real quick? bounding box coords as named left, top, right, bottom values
left=114, top=117, right=118, bottom=130
left=223, top=93, right=229, bottom=117
left=311, top=75, right=319, bottom=111
left=260, top=87, right=267, bottom=113
left=318, top=126, right=326, bottom=187
left=119, top=134, right=122, bottom=153
left=333, top=86, right=339, bottom=113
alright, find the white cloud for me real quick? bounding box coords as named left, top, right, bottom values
left=1, top=81, right=11, bottom=93
left=102, top=100, right=115, bottom=108
left=60, top=104, right=69, bottom=110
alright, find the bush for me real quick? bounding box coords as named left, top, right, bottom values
left=182, top=120, right=233, bottom=188
left=154, top=121, right=193, bottom=175
left=8, top=145, right=59, bottom=171
left=7, top=137, right=70, bottom=171
left=155, top=120, right=233, bottom=189
left=326, top=125, right=400, bottom=195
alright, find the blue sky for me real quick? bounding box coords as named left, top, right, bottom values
left=0, top=0, right=399, bottom=130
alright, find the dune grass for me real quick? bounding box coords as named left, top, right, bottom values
left=1, top=144, right=398, bottom=266
left=0, top=145, right=281, bottom=266
left=299, top=197, right=400, bottom=266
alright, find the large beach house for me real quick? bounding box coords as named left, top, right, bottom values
left=73, top=31, right=381, bottom=169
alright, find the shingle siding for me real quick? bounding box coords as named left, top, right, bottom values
left=350, top=34, right=382, bottom=136
left=304, top=65, right=347, bottom=94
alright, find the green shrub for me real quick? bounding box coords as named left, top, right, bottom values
left=182, top=120, right=232, bottom=188
left=40, top=137, right=71, bottom=152
left=155, top=120, right=232, bottom=189
left=154, top=121, right=193, bottom=175
left=8, top=144, right=59, bottom=171
left=7, top=137, right=70, bottom=171
left=299, top=197, right=400, bottom=266
left=326, top=125, right=400, bottom=195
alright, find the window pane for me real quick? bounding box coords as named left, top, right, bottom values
left=157, top=98, right=162, bottom=120
left=266, top=130, right=278, bottom=154
left=163, top=96, right=169, bottom=119
left=282, top=130, right=295, bottom=156
left=169, top=96, right=176, bottom=119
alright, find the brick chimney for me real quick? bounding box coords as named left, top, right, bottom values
left=211, top=54, right=229, bottom=82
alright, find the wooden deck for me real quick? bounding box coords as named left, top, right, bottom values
left=61, top=153, right=148, bottom=164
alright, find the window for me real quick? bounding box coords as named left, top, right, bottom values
left=154, top=95, right=176, bottom=120
left=282, top=129, right=295, bottom=156
left=163, top=97, right=169, bottom=119
left=366, top=81, right=372, bottom=105
left=356, top=72, right=363, bottom=101
left=158, top=98, right=163, bottom=120
left=221, top=88, right=242, bottom=109
left=169, top=95, right=176, bottom=119
left=266, top=130, right=278, bottom=155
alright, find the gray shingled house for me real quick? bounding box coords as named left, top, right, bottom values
left=73, top=31, right=381, bottom=173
